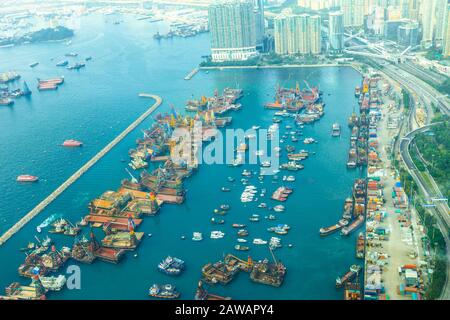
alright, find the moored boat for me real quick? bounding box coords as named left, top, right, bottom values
left=62, top=139, right=83, bottom=147
left=16, top=175, right=39, bottom=182
left=148, top=284, right=180, bottom=299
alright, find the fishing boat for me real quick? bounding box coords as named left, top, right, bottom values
left=149, top=284, right=180, bottom=299
left=192, top=232, right=203, bottom=241
left=261, top=161, right=271, bottom=168
left=20, top=242, right=35, bottom=252
left=303, top=137, right=316, bottom=144
left=269, top=237, right=282, bottom=249
left=253, top=239, right=267, bottom=245
left=220, top=204, right=230, bottom=211
left=56, top=60, right=68, bottom=67
left=234, top=245, right=249, bottom=251
left=67, top=62, right=85, bottom=70
left=210, top=231, right=225, bottom=239
left=273, top=205, right=285, bottom=212
left=211, top=217, right=225, bottom=225
left=249, top=214, right=260, bottom=222
left=237, top=238, right=247, bottom=243
left=332, top=123, right=341, bottom=137
left=232, top=223, right=246, bottom=228
left=237, top=229, right=248, bottom=237
left=158, top=256, right=185, bottom=276
left=286, top=175, right=296, bottom=182
left=280, top=161, right=304, bottom=171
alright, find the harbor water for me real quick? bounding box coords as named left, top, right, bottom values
left=0, top=14, right=364, bottom=299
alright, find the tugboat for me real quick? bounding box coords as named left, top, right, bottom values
left=148, top=284, right=180, bottom=299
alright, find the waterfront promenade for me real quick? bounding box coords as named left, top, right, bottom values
left=0, top=94, right=162, bottom=246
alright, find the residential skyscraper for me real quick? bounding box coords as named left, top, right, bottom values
left=274, top=13, right=321, bottom=55
left=208, top=0, right=257, bottom=62
left=253, top=0, right=265, bottom=49
left=406, top=0, right=420, bottom=21
left=435, top=0, right=449, bottom=47
left=443, top=3, right=450, bottom=57
left=421, top=0, right=435, bottom=48
left=329, top=11, right=345, bottom=52
left=309, top=15, right=322, bottom=54
left=341, top=0, right=365, bottom=28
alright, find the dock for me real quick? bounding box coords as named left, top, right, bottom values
left=184, top=67, right=199, bottom=80
left=0, top=94, right=163, bottom=246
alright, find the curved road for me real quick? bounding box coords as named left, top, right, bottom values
left=400, top=124, right=450, bottom=300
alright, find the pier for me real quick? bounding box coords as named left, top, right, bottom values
left=184, top=67, right=199, bottom=80
left=0, top=94, right=162, bottom=246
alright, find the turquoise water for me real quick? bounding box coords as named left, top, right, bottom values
left=0, top=14, right=364, bottom=299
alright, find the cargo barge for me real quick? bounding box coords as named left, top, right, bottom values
left=336, top=265, right=361, bottom=288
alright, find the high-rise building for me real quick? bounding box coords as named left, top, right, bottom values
left=297, top=0, right=338, bottom=10
left=341, top=0, right=365, bottom=28
left=397, top=21, right=420, bottom=46
left=208, top=0, right=257, bottom=62
left=329, top=11, right=345, bottom=52
left=443, top=3, right=450, bottom=57
left=274, top=13, right=321, bottom=55
left=434, top=0, right=449, bottom=47
left=253, top=0, right=265, bottom=49
left=274, top=15, right=289, bottom=54
left=421, top=0, right=435, bottom=48
left=309, top=15, right=322, bottom=54
left=406, top=0, right=420, bottom=21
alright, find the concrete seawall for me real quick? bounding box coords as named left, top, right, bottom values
left=0, top=94, right=162, bottom=246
